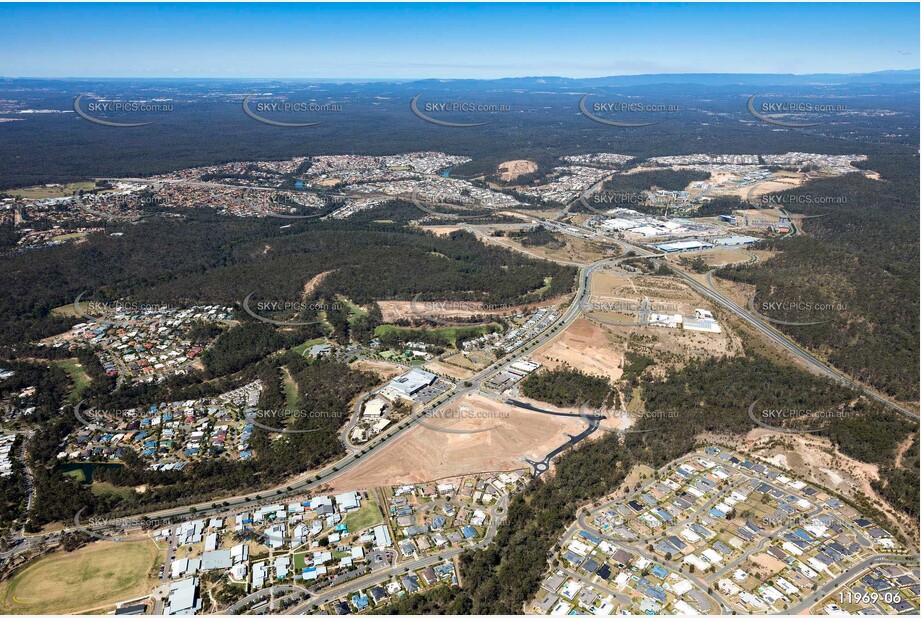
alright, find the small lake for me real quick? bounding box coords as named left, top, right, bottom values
left=58, top=462, right=123, bottom=484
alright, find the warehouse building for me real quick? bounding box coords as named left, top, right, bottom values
left=386, top=368, right=437, bottom=398
left=655, top=240, right=714, bottom=253
left=713, top=234, right=760, bottom=247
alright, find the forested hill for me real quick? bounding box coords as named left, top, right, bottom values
left=0, top=202, right=576, bottom=344
left=719, top=151, right=920, bottom=401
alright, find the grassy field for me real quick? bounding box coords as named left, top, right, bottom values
left=0, top=540, right=162, bottom=614
left=50, top=299, right=86, bottom=318
left=333, top=295, right=370, bottom=326
left=343, top=496, right=384, bottom=532
left=292, top=551, right=309, bottom=572
left=373, top=323, right=496, bottom=347
left=291, top=337, right=326, bottom=357
left=9, top=181, right=96, bottom=199
left=281, top=366, right=299, bottom=411
left=63, top=468, right=87, bottom=483
left=90, top=481, right=137, bottom=501
left=55, top=358, right=92, bottom=403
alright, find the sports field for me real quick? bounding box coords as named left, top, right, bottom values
left=0, top=539, right=162, bottom=614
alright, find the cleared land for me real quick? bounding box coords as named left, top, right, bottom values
left=51, top=358, right=90, bottom=403
left=292, top=337, right=327, bottom=357
left=349, top=359, right=405, bottom=381
left=9, top=182, right=96, bottom=199
left=301, top=269, right=334, bottom=298
left=531, top=317, right=626, bottom=382
left=0, top=539, right=162, bottom=615
left=424, top=359, right=477, bottom=381
left=583, top=269, right=742, bottom=364
left=326, top=393, right=588, bottom=490
left=496, top=233, right=617, bottom=265
left=377, top=295, right=563, bottom=324
left=419, top=225, right=465, bottom=237
left=497, top=159, right=538, bottom=182
left=373, top=324, right=495, bottom=347
left=684, top=247, right=759, bottom=268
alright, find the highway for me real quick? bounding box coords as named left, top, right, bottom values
left=673, top=264, right=917, bottom=419
left=559, top=218, right=916, bottom=420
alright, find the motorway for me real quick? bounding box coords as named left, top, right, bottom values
left=681, top=265, right=916, bottom=419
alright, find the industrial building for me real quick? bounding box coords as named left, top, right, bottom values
left=713, top=235, right=760, bottom=247
left=382, top=368, right=438, bottom=401
left=684, top=319, right=722, bottom=333
left=362, top=397, right=388, bottom=417
left=165, top=578, right=201, bottom=615
left=655, top=239, right=714, bottom=253
left=373, top=524, right=393, bottom=549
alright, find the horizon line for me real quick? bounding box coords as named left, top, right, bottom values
left=2, top=69, right=919, bottom=82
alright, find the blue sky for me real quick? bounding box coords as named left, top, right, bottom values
left=1, top=2, right=917, bottom=78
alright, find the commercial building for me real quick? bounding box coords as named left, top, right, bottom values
left=166, top=578, right=201, bottom=615
left=655, top=240, right=714, bottom=253
left=373, top=524, right=393, bottom=549
left=362, top=397, right=388, bottom=418
left=713, top=235, right=760, bottom=247
left=388, top=368, right=437, bottom=397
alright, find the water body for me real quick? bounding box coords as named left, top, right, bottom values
left=440, top=168, right=452, bottom=178
left=58, top=462, right=123, bottom=484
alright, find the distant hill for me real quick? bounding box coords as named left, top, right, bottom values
left=3, top=70, right=918, bottom=88
left=407, top=70, right=920, bottom=89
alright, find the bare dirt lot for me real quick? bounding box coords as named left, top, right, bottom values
left=531, top=317, right=626, bottom=381
left=425, top=359, right=477, bottom=381
left=376, top=295, right=566, bottom=324
left=419, top=225, right=465, bottom=237
left=350, top=359, right=405, bottom=381
left=496, top=233, right=617, bottom=265
left=326, top=393, right=590, bottom=490
left=498, top=159, right=538, bottom=182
